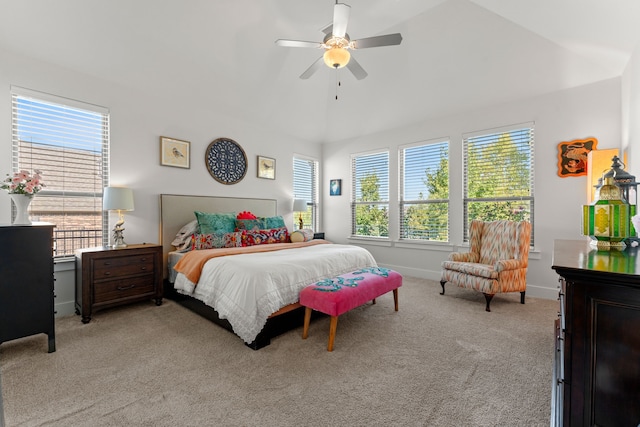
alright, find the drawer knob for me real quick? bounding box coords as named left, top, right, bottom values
left=140, top=266, right=147, bottom=271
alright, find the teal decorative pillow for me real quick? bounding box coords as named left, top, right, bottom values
left=194, top=211, right=236, bottom=234
left=262, top=215, right=286, bottom=229
left=235, top=218, right=265, bottom=231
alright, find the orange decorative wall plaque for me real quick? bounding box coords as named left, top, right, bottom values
left=557, top=137, right=598, bottom=177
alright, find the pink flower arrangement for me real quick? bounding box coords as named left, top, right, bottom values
left=1, top=169, right=45, bottom=195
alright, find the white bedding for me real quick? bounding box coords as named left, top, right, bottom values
left=173, top=243, right=377, bottom=343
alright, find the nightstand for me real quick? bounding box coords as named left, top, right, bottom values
left=75, top=244, right=163, bottom=323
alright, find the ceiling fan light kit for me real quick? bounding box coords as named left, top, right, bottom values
left=324, top=47, right=350, bottom=68
left=275, top=1, right=402, bottom=80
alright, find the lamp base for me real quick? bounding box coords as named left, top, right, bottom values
left=112, top=225, right=127, bottom=248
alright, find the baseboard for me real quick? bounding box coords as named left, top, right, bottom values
left=378, top=263, right=558, bottom=301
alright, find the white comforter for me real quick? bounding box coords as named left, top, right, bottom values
left=173, top=243, right=377, bottom=343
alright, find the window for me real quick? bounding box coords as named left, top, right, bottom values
left=293, top=156, right=318, bottom=230
left=11, top=87, right=110, bottom=256
left=400, top=139, right=449, bottom=241
left=463, top=123, right=534, bottom=243
left=351, top=151, right=389, bottom=237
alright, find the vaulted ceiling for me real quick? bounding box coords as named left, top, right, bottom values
left=2, top=0, right=640, bottom=144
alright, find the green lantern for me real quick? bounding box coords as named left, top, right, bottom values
left=582, top=174, right=631, bottom=250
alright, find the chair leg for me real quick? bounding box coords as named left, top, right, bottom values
left=483, top=293, right=494, bottom=312
left=520, top=291, right=526, bottom=304
left=440, top=280, right=446, bottom=295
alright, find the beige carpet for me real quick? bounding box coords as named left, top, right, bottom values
left=0, top=277, right=556, bottom=426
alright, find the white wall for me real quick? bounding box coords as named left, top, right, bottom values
left=0, top=47, right=321, bottom=316
left=622, top=41, right=640, bottom=180
left=0, top=46, right=322, bottom=239
left=322, top=78, right=622, bottom=299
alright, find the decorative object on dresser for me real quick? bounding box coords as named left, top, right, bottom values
left=103, top=186, right=135, bottom=248
left=551, top=239, right=640, bottom=426
left=582, top=155, right=636, bottom=250
left=75, top=244, right=163, bottom=324
left=292, top=198, right=307, bottom=230
left=205, top=138, right=247, bottom=184
left=1, top=169, right=45, bottom=225
left=0, top=224, right=56, bottom=352
left=440, top=219, right=531, bottom=311
left=160, top=136, right=190, bottom=169
left=257, top=155, right=275, bottom=179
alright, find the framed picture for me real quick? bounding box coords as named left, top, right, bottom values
left=257, top=155, right=276, bottom=179
left=557, top=137, right=598, bottom=177
left=330, top=179, right=342, bottom=196
left=160, top=136, right=190, bottom=169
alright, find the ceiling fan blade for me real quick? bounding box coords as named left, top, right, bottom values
left=352, top=33, right=403, bottom=49
left=321, top=23, right=333, bottom=35
left=275, top=39, right=323, bottom=49
left=300, top=57, right=325, bottom=79
left=346, top=56, right=368, bottom=80
left=332, top=3, right=350, bottom=38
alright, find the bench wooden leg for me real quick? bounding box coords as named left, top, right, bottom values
left=328, top=315, right=338, bottom=352
left=302, top=307, right=312, bottom=339
left=393, top=288, right=399, bottom=311
left=372, top=298, right=376, bottom=304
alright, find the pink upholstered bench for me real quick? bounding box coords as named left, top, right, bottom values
left=300, top=267, right=402, bottom=351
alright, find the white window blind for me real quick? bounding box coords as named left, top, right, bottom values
left=11, top=88, right=110, bottom=256
left=463, top=124, right=534, bottom=244
left=351, top=151, right=389, bottom=237
left=400, top=140, right=449, bottom=241
left=293, top=157, right=318, bottom=230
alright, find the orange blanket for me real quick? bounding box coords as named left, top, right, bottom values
left=174, top=240, right=330, bottom=284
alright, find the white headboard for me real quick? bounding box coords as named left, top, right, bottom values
left=159, top=194, right=277, bottom=276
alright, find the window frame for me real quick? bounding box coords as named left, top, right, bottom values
left=399, top=138, right=450, bottom=242
left=462, top=123, right=535, bottom=245
left=293, top=156, right=319, bottom=231
left=350, top=149, right=390, bottom=239
left=11, top=86, right=110, bottom=257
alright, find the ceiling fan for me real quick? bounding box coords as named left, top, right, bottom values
left=275, top=1, right=403, bottom=80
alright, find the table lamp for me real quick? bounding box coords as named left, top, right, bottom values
left=293, top=198, right=307, bottom=230
left=103, top=186, right=134, bottom=248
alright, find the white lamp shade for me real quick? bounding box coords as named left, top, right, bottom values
left=103, top=187, right=134, bottom=211
left=293, top=198, right=307, bottom=212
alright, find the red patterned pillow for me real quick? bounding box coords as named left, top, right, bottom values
left=242, top=227, right=290, bottom=246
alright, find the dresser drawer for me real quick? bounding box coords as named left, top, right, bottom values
left=93, top=254, right=155, bottom=280
left=93, top=275, right=155, bottom=304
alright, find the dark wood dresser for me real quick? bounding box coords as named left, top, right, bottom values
left=75, top=244, right=163, bottom=323
left=0, top=224, right=56, bottom=353
left=551, top=239, right=640, bottom=426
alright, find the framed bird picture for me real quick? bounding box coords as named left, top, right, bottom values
left=257, top=155, right=275, bottom=179
left=160, top=136, right=190, bottom=169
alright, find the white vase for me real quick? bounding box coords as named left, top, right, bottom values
left=10, top=194, right=33, bottom=225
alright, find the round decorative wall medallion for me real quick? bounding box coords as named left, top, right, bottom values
left=205, top=138, right=247, bottom=185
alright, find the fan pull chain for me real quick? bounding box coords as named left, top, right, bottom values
left=335, top=67, right=341, bottom=100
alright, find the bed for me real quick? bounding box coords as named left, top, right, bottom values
left=160, top=194, right=378, bottom=349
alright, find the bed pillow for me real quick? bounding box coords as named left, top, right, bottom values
left=190, top=231, right=243, bottom=250
left=262, top=215, right=286, bottom=229
left=290, top=229, right=314, bottom=243
left=235, top=218, right=265, bottom=231
left=237, top=211, right=257, bottom=219
left=171, top=219, right=199, bottom=251
left=242, top=227, right=290, bottom=246
left=194, top=211, right=236, bottom=234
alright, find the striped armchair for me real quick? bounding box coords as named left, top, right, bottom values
left=440, top=220, right=532, bottom=312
